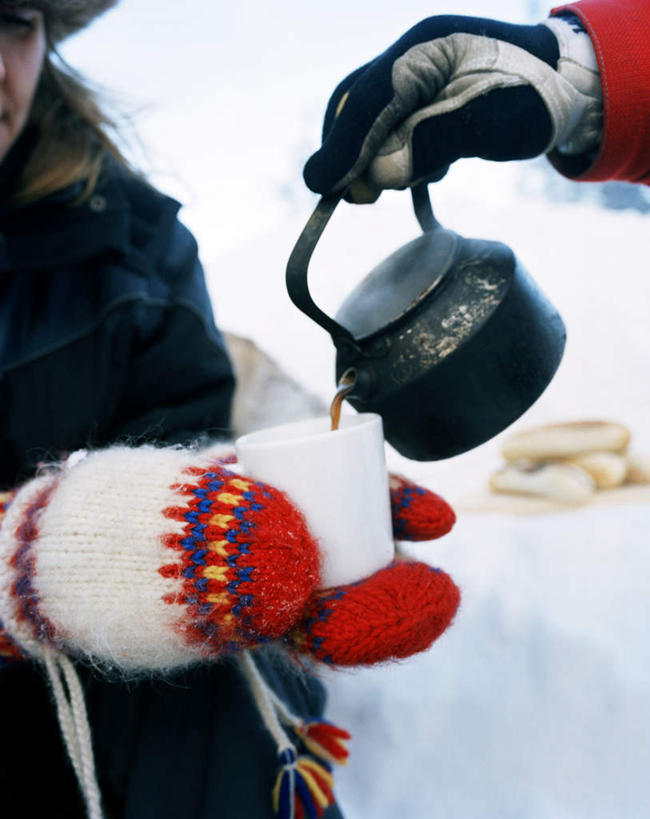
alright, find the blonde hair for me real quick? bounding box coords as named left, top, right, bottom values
left=8, top=49, right=135, bottom=207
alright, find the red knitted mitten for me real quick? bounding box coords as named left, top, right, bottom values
left=289, top=477, right=460, bottom=666
left=290, top=560, right=459, bottom=665
left=389, top=474, right=456, bottom=541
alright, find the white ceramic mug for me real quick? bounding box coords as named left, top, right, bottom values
left=235, top=413, right=394, bottom=588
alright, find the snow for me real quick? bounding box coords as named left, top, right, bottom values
left=207, top=160, right=650, bottom=818
left=324, top=505, right=650, bottom=819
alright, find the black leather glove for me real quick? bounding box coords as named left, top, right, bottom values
left=304, top=15, right=602, bottom=202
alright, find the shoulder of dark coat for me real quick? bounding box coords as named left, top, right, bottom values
left=0, top=155, right=197, bottom=278
left=87, top=160, right=219, bottom=338
left=0, top=156, right=224, bottom=374
left=95, top=158, right=192, bottom=274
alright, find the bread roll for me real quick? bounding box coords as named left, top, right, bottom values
left=503, top=421, right=630, bottom=462
left=564, top=451, right=628, bottom=490
left=489, top=462, right=595, bottom=503
left=625, top=453, right=650, bottom=485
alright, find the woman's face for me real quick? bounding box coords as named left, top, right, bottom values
left=0, top=6, right=45, bottom=161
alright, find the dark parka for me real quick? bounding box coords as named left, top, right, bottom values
left=0, top=147, right=341, bottom=818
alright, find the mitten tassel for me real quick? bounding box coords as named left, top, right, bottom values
left=238, top=652, right=349, bottom=818
left=295, top=720, right=350, bottom=766
left=266, top=686, right=350, bottom=766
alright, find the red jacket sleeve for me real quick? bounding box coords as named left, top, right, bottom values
left=550, top=0, right=650, bottom=185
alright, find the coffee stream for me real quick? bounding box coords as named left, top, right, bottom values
left=330, top=370, right=356, bottom=431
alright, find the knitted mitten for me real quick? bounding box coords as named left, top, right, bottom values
left=288, top=474, right=459, bottom=665
left=389, top=474, right=456, bottom=540
left=0, top=446, right=320, bottom=672
left=0, top=448, right=459, bottom=672
left=0, top=491, right=24, bottom=665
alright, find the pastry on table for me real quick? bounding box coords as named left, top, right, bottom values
left=502, top=421, right=630, bottom=462
left=625, top=453, right=650, bottom=485
left=563, top=451, right=628, bottom=490
left=489, top=462, right=595, bottom=503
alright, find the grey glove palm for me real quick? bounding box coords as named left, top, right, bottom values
left=304, top=15, right=602, bottom=202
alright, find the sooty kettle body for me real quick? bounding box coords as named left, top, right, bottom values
left=286, top=186, right=566, bottom=461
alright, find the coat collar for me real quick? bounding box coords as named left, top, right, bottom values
left=0, top=145, right=180, bottom=273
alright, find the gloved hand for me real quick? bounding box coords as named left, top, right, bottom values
left=304, top=14, right=603, bottom=203
left=0, top=445, right=459, bottom=671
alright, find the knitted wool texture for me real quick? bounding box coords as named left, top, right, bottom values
left=0, top=446, right=320, bottom=672
left=289, top=475, right=459, bottom=665
left=0, top=491, right=22, bottom=665
left=389, top=475, right=456, bottom=541
left=0, top=446, right=460, bottom=671
left=291, top=562, right=460, bottom=666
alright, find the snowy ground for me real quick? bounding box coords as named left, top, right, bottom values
left=207, top=162, right=650, bottom=818
left=324, top=504, right=650, bottom=819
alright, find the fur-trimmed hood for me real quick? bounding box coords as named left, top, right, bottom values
left=5, top=0, right=118, bottom=41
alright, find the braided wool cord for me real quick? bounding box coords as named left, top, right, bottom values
left=238, top=651, right=295, bottom=754
left=43, top=648, right=103, bottom=819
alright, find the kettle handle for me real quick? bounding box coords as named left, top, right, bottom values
left=285, top=185, right=437, bottom=348
left=411, top=183, right=440, bottom=233
left=285, top=191, right=359, bottom=348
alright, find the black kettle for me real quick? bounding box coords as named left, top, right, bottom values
left=286, top=185, right=566, bottom=461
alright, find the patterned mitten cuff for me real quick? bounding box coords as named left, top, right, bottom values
left=0, top=447, right=321, bottom=673
left=0, top=490, right=24, bottom=665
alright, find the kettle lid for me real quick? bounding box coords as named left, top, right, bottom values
left=335, top=227, right=458, bottom=339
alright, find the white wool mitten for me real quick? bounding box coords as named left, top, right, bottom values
left=0, top=445, right=320, bottom=672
